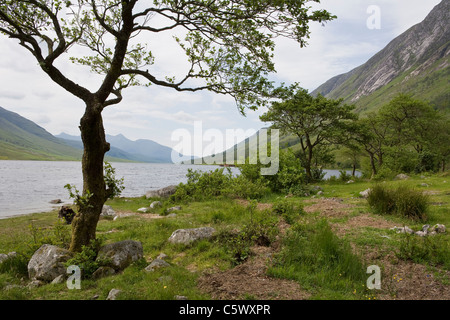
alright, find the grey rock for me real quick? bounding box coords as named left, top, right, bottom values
left=0, top=253, right=8, bottom=264
left=96, top=240, right=143, bottom=271
left=92, top=266, right=116, bottom=280
left=157, top=253, right=168, bottom=260
left=317, top=191, right=324, bottom=196
left=106, top=289, right=122, bottom=300
left=137, top=207, right=149, bottom=213
left=359, top=188, right=372, bottom=198
left=146, top=185, right=177, bottom=199
left=28, top=244, right=73, bottom=282
left=145, top=259, right=170, bottom=272
left=167, top=206, right=182, bottom=212
left=51, top=274, right=66, bottom=284
left=175, top=295, right=188, bottom=300
left=49, top=199, right=62, bottom=204
left=101, top=205, right=116, bottom=217
left=150, top=201, right=162, bottom=209
left=168, top=227, right=216, bottom=245
left=27, top=280, right=45, bottom=289
left=395, top=173, right=409, bottom=180
left=433, top=224, right=446, bottom=233
left=166, top=213, right=178, bottom=218
left=390, top=226, right=414, bottom=234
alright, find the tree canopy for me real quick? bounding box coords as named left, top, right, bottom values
left=260, top=85, right=358, bottom=181
left=0, top=0, right=335, bottom=112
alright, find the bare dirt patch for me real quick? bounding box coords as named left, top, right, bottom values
left=362, top=250, right=450, bottom=300
left=197, top=245, right=309, bottom=300
left=332, top=213, right=398, bottom=236
left=235, top=199, right=273, bottom=211
left=303, top=198, right=354, bottom=218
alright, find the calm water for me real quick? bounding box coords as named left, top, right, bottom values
left=0, top=160, right=355, bottom=219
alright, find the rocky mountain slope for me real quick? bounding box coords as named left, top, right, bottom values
left=312, top=0, right=449, bottom=113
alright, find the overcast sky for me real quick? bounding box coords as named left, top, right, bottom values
left=0, top=0, right=442, bottom=156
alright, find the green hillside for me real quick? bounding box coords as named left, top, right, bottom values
left=0, top=107, right=82, bottom=161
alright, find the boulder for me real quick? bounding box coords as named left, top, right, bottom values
left=137, top=207, right=149, bottom=213
left=28, top=244, right=73, bottom=282
left=92, top=266, right=116, bottom=280
left=145, top=259, right=170, bottom=272
left=107, top=289, right=122, bottom=300
left=96, top=240, right=143, bottom=271
left=167, top=206, right=182, bottom=213
left=50, top=199, right=62, bottom=204
left=395, top=173, right=409, bottom=180
left=150, top=201, right=162, bottom=209
left=145, top=185, right=177, bottom=199
left=433, top=224, right=446, bottom=233
left=390, top=226, right=414, bottom=234
left=359, top=188, right=372, bottom=199
left=168, top=227, right=216, bottom=245
left=101, top=205, right=116, bottom=217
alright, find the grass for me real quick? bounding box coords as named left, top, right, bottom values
left=0, top=172, right=449, bottom=300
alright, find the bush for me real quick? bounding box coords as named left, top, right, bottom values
left=239, top=149, right=307, bottom=195
left=225, top=201, right=278, bottom=265
left=338, top=169, right=353, bottom=182
left=367, top=184, right=429, bottom=221
left=65, top=239, right=107, bottom=279
left=398, top=233, right=450, bottom=269
left=272, top=200, right=304, bottom=225
left=170, top=168, right=270, bottom=202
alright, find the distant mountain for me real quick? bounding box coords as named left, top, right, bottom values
left=0, top=105, right=185, bottom=163
left=0, top=106, right=82, bottom=160
left=312, top=0, right=450, bottom=113
left=56, top=132, right=186, bottom=163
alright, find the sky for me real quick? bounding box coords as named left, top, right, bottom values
left=0, top=0, right=442, bottom=157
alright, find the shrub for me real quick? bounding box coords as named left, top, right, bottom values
left=272, top=200, right=304, bottom=225
left=338, top=169, right=352, bottom=182
left=170, top=168, right=270, bottom=202
left=225, top=202, right=278, bottom=265
left=65, top=239, right=105, bottom=279
left=367, top=184, right=429, bottom=221
left=239, top=149, right=307, bottom=195
left=398, top=233, right=450, bottom=269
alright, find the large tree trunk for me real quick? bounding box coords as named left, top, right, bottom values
left=69, top=103, right=110, bottom=252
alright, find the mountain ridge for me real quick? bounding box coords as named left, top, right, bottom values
left=0, top=105, right=183, bottom=163
left=312, top=0, right=450, bottom=112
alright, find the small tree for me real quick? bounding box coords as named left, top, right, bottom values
left=0, top=0, right=335, bottom=252
left=260, top=86, right=358, bottom=181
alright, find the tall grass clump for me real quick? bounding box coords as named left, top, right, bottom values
left=268, top=220, right=368, bottom=299
left=367, top=184, right=429, bottom=221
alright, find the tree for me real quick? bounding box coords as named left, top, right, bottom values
left=260, top=86, right=358, bottom=181
left=353, top=114, right=389, bottom=178
left=0, top=0, right=335, bottom=252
